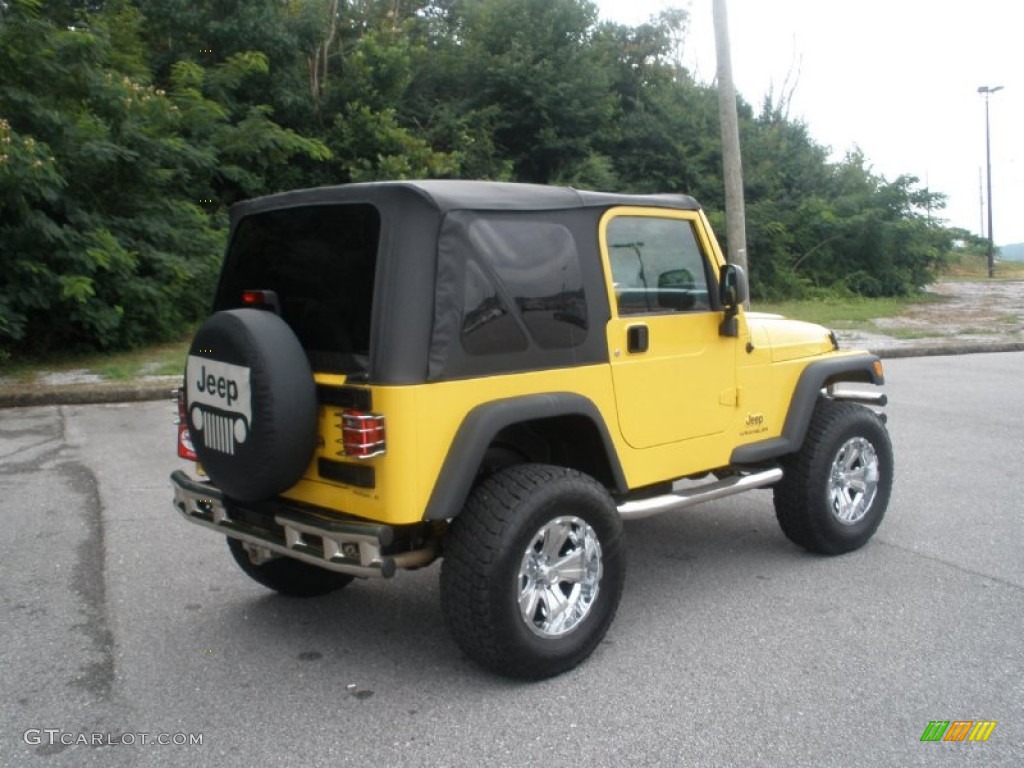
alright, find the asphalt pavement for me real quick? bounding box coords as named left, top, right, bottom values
left=2, top=280, right=1023, bottom=766
left=1, top=353, right=1021, bottom=767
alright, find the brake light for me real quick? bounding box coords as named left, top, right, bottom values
left=241, top=289, right=280, bottom=313
left=174, top=388, right=198, bottom=461
left=338, top=410, right=386, bottom=459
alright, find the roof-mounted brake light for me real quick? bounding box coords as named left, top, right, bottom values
left=241, top=289, right=281, bottom=314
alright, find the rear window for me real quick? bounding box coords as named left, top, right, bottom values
left=217, top=204, right=380, bottom=374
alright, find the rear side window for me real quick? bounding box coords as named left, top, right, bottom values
left=460, top=218, right=588, bottom=354
left=461, top=257, right=528, bottom=355
left=218, top=204, right=380, bottom=374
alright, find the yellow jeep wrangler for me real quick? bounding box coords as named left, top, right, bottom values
left=171, top=180, right=892, bottom=679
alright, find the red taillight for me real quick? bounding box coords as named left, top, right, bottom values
left=339, top=410, right=386, bottom=459
left=175, top=388, right=198, bottom=461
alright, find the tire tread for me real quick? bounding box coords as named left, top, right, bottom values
left=773, top=400, right=893, bottom=555
left=441, top=464, right=624, bottom=679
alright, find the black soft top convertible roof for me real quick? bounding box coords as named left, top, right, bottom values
left=222, top=180, right=706, bottom=384
left=230, top=180, right=702, bottom=222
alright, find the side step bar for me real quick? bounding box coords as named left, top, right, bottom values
left=617, top=467, right=784, bottom=521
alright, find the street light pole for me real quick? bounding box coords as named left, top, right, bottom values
left=978, top=85, right=1003, bottom=278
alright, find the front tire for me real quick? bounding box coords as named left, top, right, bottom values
left=773, top=400, right=893, bottom=554
left=227, top=538, right=354, bottom=597
left=441, top=464, right=625, bottom=680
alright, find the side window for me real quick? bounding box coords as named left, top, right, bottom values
left=607, top=216, right=713, bottom=316
left=461, top=257, right=528, bottom=356
left=460, top=218, right=588, bottom=354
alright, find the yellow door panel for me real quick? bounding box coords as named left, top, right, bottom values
left=608, top=313, right=737, bottom=448
left=601, top=208, right=738, bottom=449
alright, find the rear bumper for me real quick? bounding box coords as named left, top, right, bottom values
left=170, top=470, right=435, bottom=578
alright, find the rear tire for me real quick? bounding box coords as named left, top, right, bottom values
left=227, top=538, right=354, bottom=597
left=773, top=400, right=893, bottom=554
left=441, top=464, right=625, bottom=680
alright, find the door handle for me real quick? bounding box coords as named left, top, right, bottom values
left=627, top=324, right=649, bottom=353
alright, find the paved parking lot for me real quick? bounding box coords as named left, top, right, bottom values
left=1, top=352, right=1021, bottom=767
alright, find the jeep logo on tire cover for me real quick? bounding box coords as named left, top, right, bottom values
left=186, top=356, right=253, bottom=455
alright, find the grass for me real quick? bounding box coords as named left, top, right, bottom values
left=940, top=254, right=1024, bottom=280
left=0, top=333, right=191, bottom=385
left=94, top=341, right=189, bottom=379
left=956, top=326, right=1003, bottom=336
left=752, top=295, right=935, bottom=330
left=880, top=327, right=945, bottom=340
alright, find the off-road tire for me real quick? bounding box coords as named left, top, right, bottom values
left=227, top=538, right=354, bottom=597
left=440, top=464, right=625, bottom=680
left=774, top=400, right=893, bottom=554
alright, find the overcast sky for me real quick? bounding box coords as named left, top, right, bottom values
left=595, top=0, right=1024, bottom=245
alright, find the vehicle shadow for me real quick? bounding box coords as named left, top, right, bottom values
left=174, top=493, right=852, bottom=686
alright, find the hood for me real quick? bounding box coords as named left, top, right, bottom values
left=746, top=312, right=837, bottom=362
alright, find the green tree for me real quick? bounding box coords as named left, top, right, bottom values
left=410, top=0, right=615, bottom=183
left=0, top=0, right=327, bottom=354
left=0, top=0, right=971, bottom=361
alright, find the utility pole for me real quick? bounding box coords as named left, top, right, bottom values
left=978, top=84, right=1003, bottom=279
left=713, top=0, right=748, bottom=274
left=978, top=167, right=984, bottom=238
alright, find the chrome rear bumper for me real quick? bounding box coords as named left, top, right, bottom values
left=170, top=470, right=436, bottom=578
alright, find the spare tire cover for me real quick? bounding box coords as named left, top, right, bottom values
left=185, top=309, right=317, bottom=502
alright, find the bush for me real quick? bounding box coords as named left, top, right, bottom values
left=0, top=2, right=325, bottom=357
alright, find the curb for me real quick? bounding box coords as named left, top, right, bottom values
left=870, top=340, right=1024, bottom=360
left=2, top=343, right=1023, bottom=410
left=0, top=378, right=178, bottom=409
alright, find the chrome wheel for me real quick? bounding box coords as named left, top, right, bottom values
left=442, top=465, right=626, bottom=679
left=518, top=516, right=603, bottom=638
left=828, top=436, right=880, bottom=525
left=775, top=401, right=893, bottom=554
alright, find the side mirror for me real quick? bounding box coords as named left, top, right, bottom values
left=718, top=264, right=748, bottom=337
left=657, top=268, right=696, bottom=311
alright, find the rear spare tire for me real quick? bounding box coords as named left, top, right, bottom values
left=185, top=309, right=317, bottom=502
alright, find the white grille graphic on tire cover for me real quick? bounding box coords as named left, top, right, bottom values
left=203, top=411, right=236, bottom=455
left=186, top=356, right=252, bottom=457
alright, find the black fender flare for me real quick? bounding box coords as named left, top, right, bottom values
left=423, top=393, right=627, bottom=521
left=730, top=354, right=885, bottom=466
